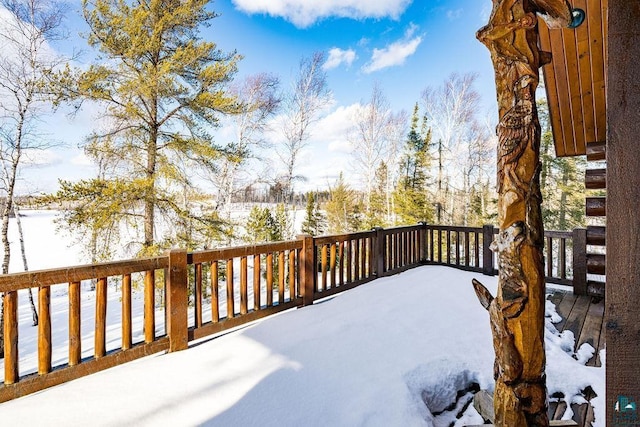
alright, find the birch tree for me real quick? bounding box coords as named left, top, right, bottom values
left=349, top=84, right=397, bottom=221
left=0, top=0, right=70, bottom=359
left=421, top=73, right=481, bottom=224
left=216, top=73, right=280, bottom=221
left=278, top=51, right=331, bottom=203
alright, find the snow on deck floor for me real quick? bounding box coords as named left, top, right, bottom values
left=0, top=266, right=604, bottom=427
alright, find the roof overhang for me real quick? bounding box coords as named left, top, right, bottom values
left=538, top=0, right=608, bottom=157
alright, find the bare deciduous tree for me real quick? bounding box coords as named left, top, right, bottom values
left=278, top=51, right=331, bottom=203
left=349, top=83, right=398, bottom=221
left=421, top=73, right=481, bottom=223
left=216, top=73, right=280, bottom=224
left=0, top=0, right=70, bottom=358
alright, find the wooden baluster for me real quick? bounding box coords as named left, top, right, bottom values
left=354, top=239, right=361, bottom=280
left=38, top=286, right=52, bottom=374
left=69, top=281, right=81, bottom=366
left=122, top=274, right=132, bottom=350
left=560, top=237, right=567, bottom=279
left=4, top=290, right=19, bottom=384
left=266, top=253, right=273, bottom=306
left=465, top=232, right=470, bottom=267
left=278, top=251, right=285, bottom=304
left=253, top=255, right=261, bottom=310
left=195, top=263, right=203, bottom=328
left=211, top=261, right=219, bottom=322
left=330, top=243, right=337, bottom=287
left=240, top=256, right=248, bottom=315
left=474, top=232, right=480, bottom=268
left=95, top=277, right=107, bottom=358
left=437, top=230, right=443, bottom=263
left=346, top=240, right=352, bottom=283
left=362, top=238, right=368, bottom=275
left=320, top=244, right=328, bottom=291
left=429, top=228, right=434, bottom=262
left=338, top=241, right=345, bottom=286
left=226, top=259, right=234, bottom=318
left=546, top=236, right=553, bottom=278
left=288, top=250, right=296, bottom=300
left=455, top=231, right=461, bottom=266
left=144, top=270, right=155, bottom=343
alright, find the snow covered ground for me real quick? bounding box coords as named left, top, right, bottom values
left=0, top=210, right=604, bottom=426
left=0, top=265, right=604, bottom=426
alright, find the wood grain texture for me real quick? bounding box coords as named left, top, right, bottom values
left=606, top=0, right=640, bottom=423
left=475, top=0, right=576, bottom=424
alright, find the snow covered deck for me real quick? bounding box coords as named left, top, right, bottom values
left=0, top=266, right=604, bottom=426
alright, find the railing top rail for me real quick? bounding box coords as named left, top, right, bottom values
left=189, top=240, right=303, bottom=264
left=0, top=256, right=169, bottom=292
left=544, top=230, right=573, bottom=238
left=425, top=225, right=484, bottom=233
left=314, top=230, right=375, bottom=245
left=378, top=224, right=424, bottom=235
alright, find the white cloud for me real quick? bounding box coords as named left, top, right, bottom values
left=232, top=0, right=412, bottom=28
left=362, top=27, right=423, bottom=74
left=323, top=48, right=357, bottom=70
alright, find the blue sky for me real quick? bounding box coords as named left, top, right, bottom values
left=14, top=0, right=499, bottom=194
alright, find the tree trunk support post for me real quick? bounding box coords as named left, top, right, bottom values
left=167, top=249, right=188, bottom=352
left=572, top=228, right=587, bottom=296
left=474, top=1, right=580, bottom=425
left=297, top=234, right=315, bottom=307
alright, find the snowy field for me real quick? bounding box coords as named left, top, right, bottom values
left=0, top=211, right=604, bottom=426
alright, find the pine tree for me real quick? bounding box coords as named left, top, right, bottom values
left=538, top=99, right=585, bottom=230
left=325, top=173, right=360, bottom=234
left=53, top=0, right=241, bottom=256
left=301, top=192, right=326, bottom=236
left=394, top=104, right=434, bottom=225
left=245, top=206, right=278, bottom=243
left=364, top=162, right=389, bottom=229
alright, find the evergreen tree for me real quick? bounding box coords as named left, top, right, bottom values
left=53, top=0, right=241, bottom=256
left=364, top=162, right=389, bottom=229
left=301, top=192, right=326, bottom=236
left=538, top=99, right=586, bottom=230
left=325, top=173, right=360, bottom=234
left=245, top=206, right=278, bottom=243
left=273, top=203, right=290, bottom=241
left=394, top=104, right=434, bottom=225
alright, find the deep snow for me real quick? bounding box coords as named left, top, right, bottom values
left=0, top=211, right=604, bottom=426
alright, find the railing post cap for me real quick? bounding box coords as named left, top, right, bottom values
left=371, top=226, right=384, bottom=231
left=296, top=233, right=312, bottom=239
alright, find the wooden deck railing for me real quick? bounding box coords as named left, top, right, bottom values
left=0, top=223, right=589, bottom=402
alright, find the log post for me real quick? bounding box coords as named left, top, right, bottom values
left=297, top=234, right=315, bottom=306
left=482, top=225, right=495, bottom=276
left=474, top=1, right=580, bottom=425
left=572, top=228, right=587, bottom=296
left=166, top=249, right=188, bottom=352
left=372, top=227, right=385, bottom=277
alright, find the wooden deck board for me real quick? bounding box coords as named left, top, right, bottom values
left=553, top=292, right=578, bottom=332
left=546, top=292, right=605, bottom=426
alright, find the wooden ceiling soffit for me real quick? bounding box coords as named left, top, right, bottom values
left=538, top=0, right=608, bottom=157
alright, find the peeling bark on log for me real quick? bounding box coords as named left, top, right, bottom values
left=473, top=1, right=576, bottom=426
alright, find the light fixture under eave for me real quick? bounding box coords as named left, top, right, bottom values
left=568, top=8, right=586, bottom=28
